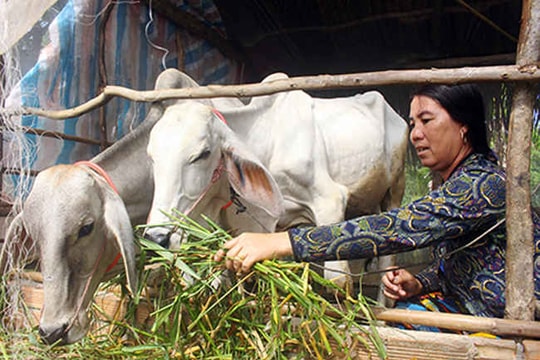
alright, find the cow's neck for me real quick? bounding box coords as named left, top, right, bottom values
left=90, top=115, right=156, bottom=225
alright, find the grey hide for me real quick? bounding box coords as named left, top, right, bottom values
left=0, top=68, right=199, bottom=345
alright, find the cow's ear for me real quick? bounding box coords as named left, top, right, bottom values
left=101, top=188, right=139, bottom=297
left=1, top=212, right=36, bottom=274
left=223, top=149, right=284, bottom=218
left=1, top=212, right=23, bottom=273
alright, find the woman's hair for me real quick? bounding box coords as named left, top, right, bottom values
left=411, top=84, right=494, bottom=160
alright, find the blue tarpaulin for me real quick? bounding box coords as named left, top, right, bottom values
left=6, top=0, right=239, bottom=175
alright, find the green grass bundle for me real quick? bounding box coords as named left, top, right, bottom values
left=0, top=211, right=387, bottom=359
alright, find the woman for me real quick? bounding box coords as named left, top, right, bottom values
left=214, top=84, right=540, bottom=320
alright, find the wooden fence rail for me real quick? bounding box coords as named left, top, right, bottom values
left=1, top=64, right=540, bottom=120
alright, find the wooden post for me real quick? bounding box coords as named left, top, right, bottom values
left=97, top=2, right=113, bottom=152
left=0, top=54, right=4, bottom=198
left=505, top=0, right=540, bottom=320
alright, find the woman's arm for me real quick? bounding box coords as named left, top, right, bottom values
left=289, top=169, right=505, bottom=263
left=413, top=262, right=442, bottom=293
left=214, top=159, right=506, bottom=273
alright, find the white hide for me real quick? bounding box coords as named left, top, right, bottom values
left=146, top=71, right=409, bottom=290
left=146, top=103, right=284, bottom=245
left=220, top=73, right=409, bottom=227
left=144, top=72, right=282, bottom=248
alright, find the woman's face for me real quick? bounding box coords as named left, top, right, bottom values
left=409, top=95, right=472, bottom=180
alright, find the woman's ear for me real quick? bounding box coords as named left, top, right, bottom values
left=460, top=126, right=469, bottom=142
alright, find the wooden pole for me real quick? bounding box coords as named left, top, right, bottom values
left=505, top=0, right=540, bottom=321
left=0, top=54, right=4, bottom=200
left=20, top=126, right=111, bottom=146
left=97, top=1, right=113, bottom=152
left=370, top=307, right=540, bottom=339
left=0, top=64, right=539, bottom=121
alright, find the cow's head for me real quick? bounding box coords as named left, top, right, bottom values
left=6, top=165, right=138, bottom=345
left=145, top=102, right=283, bottom=248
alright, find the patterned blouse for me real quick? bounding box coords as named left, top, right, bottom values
left=289, top=153, right=540, bottom=318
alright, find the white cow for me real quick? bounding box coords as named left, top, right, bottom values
left=145, top=72, right=409, bottom=291
left=0, top=69, right=244, bottom=345
left=144, top=94, right=285, bottom=249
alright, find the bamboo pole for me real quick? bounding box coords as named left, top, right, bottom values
left=370, top=307, right=540, bottom=339
left=97, top=2, right=113, bottom=152
left=505, top=0, right=540, bottom=321
left=2, top=64, right=540, bottom=120
left=0, top=54, right=4, bottom=200
left=21, top=126, right=110, bottom=146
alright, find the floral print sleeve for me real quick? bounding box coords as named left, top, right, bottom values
left=414, top=262, right=442, bottom=293
left=288, top=154, right=506, bottom=262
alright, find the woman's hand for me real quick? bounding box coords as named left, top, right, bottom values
left=214, top=232, right=293, bottom=274
left=381, top=267, right=423, bottom=300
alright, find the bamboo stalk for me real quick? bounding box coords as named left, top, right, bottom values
left=369, top=307, right=540, bottom=339
left=2, top=64, right=540, bottom=120
left=21, top=126, right=109, bottom=146
left=97, top=1, right=113, bottom=152
left=505, top=0, right=540, bottom=321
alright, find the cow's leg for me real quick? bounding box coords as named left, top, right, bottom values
left=307, top=182, right=360, bottom=294
left=312, top=177, right=405, bottom=304
left=374, top=254, right=395, bottom=306
left=372, top=177, right=406, bottom=306
left=322, top=260, right=354, bottom=294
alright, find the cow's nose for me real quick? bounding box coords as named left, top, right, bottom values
left=39, top=323, right=68, bottom=345
left=144, top=227, right=171, bottom=248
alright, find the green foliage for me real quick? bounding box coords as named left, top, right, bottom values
left=0, top=212, right=387, bottom=359
left=121, top=212, right=385, bottom=359
left=402, top=161, right=431, bottom=205
left=531, top=128, right=540, bottom=208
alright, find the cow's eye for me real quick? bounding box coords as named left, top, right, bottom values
left=191, top=149, right=211, bottom=163
left=78, top=222, right=94, bottom=238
